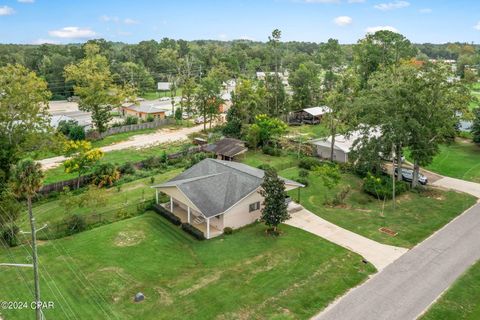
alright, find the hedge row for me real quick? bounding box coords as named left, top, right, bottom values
left=152, top=204, right=182, bottom=226
left=181, top=223, right=206, bottom=240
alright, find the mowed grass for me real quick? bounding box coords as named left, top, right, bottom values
left=287, top=124, right=330, bottom=139
left=0, top=212, right=375, bottom=320
left=240, top=150, right=300, bottom=171
left=278, top=165, right=475, bottom=248
left=43, top=141, right=190, bottom=184
left=24, top=169, right=182, bottom=229
left=425, top=139, right=480, bottom=183
left=422, top=259, right=480, bottom=320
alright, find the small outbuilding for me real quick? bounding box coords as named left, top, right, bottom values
left=204, top=138, right=248, bottom=161
left=289, top=106, right=331, bottom=125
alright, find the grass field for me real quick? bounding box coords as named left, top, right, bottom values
left=43, top=141, right=190, bottom=184
left=424, top=139, right=480, bottom=183
left=287, top=124, right=330, bottom=139
left=25, top=169, right=182, bottom=229
left=0, top=212, right=375, bottom=320
left=141, top=89, right=183, bottom=100
left=242, top=151, right=476, bottom=248
left=422, top=259, right=480, bottom=320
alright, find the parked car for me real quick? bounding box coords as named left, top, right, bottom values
left=194, top=116, right=205, bottom=124
left=394, top=168, right=428, bottom=185
left=159, top=97, right=170, bottom=101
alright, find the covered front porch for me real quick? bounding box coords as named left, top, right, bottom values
left=156, top=190, right=223, bottom=239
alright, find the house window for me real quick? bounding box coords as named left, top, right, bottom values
left=249, top=202, right=260, bottom=212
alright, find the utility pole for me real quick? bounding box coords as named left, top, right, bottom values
left=391, top=144, right=396, bottom=211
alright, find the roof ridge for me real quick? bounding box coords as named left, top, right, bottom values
left=209, top=159, right=263, bottom=179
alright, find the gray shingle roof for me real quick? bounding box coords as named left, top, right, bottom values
left=154, top=158, right=303, bottom=218
left=203, top=138, right=248, bottom=158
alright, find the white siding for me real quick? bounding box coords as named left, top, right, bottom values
left=316, top=145, right=348, bottom=163
left=223, top=189, right=264, bottom=229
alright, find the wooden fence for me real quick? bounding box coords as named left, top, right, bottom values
left=99, top=118, right=175, bottom=138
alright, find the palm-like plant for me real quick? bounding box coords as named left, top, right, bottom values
left=10, top=158, right=44, bottom=320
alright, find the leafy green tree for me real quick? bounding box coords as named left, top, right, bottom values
left=180, top=77, right=197, bottom=118
left=116, top=61, right=155, bottom=94
left=472, top=108, right=480, bottom=144
left=195, top=74, right=222, bottom=131
left=92, top=163, right=120, bottom=188
left=247, top=114, right=287, bottom=148
left=354, top=30, right=417, bottom=88
left=318, top=38, right=344, bottom=90
left=259, top=169, right=289, bottom=234
left=10, top=158, right=44, bottom=319
left=223, top=104, right=243, bottom=138
left=231, top=79, right=264, bottom=124
left=0, top=64, right=51, bottom=188
left=289, top=61, right=321, bottom=109
left=64, top=43, right=132, bottom=133
left=63, top=140, right=104, bottom=189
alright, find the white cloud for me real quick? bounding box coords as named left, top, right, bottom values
left=474, top=21, right=480, bottom=31
left=32, top=38, right=59, bottom=45
left=49, top=27, right=97, bottom=39
left=348, top=0, right=365, bottom=3
left=0, top=6, right=15, bottom=16
left=123, top=18, right=138, bottom=25
left=334, top=16, right=352, bottom=26
left=218, top=33, right=228, bottom=40
left=18, top=0, right=35, bottom=3
left=302, top=0, right=340, bottom=3
left=365, top=25, right=399, bottom=33
left=374, top=1, right=409, bottom=11
left=419, top=8, right=432, bottom=13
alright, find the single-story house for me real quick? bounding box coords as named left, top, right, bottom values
left=289, top=106, right=331, bottom=125
left=152, top=158, right=304, bottom=239
left=203, top=138, right=248, bottom=161
left=219, top=92, right=232, bottom=113
left=121, top=100, right=169, bottom=120
left=311, top=128, right=381, bottom=163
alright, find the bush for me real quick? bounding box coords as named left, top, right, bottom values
left=262, top=145, right=281, bottom=156
left=223, top=227, right=233, bottom=235
left=257, top=164, right=273, bottom=171
left=125, top=116, right=138, bottom=125
left=181, top=223, right=205, bottom=240
left=92, top=163, right=120, bottom=187
left=363, top=173, right=409, bottom=200
left=142, top=156, right=166, bottom=170
left=146, top=115, right=155, bottom=122
left=150, top=176, right=155, bottom=184
left=187, top=152, right=208, bottom=169
left=152, top=204, right=181, bottom=226
left=298, top=168, right=309, bottom=178
left=118, top=162, right=136, bottom=175
left=1, top=225, right=19, bottom=247
left=65, top=214, right=87, bottom=236
left=116, top=206, right=133, bottom=219
left=57, top=120, right=85, bottom=141
left=298, top=157, right=321, bottom=170
left=295, top=177, right=309, bottom=187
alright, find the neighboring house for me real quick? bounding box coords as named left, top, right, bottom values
left=152, top=158, right=304, bottom=239
left=311, top=128, right=380, bottom=163
left=121, top=100, right=169, bottom=120
left=289, top=106, right=331, bottom=125
left=204, top=138, right=248, bottom=161
left=219, top=92, right=232, bottom=113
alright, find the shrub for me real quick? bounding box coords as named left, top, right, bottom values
left=146, top=115, right=155, bottom=122
left=257, top=164, right=273, bottom=171
left=152, top=204, right=181, bottom=226
left=57, top=120, right=85, bottom=141
left=116, top=206, right=133, bottom=219
left=363, top=173, right=409, bottom=200
left=295, top=177, right=309, bottom=187
left=125, top=116, right=138, bottom=125
left=118, top=162, right=136, bottom=175
left=1, top=225, right=19, bottom=247
left=298, top=157, right=321, bottom=170
left=187, top=152, right=208, bottom=169
left=262, top=145, right=281, bottom=156
left=92, top=163, right=120, bottom=187
left=65, top=214, right=87, bottom=236
left=142, top=156, right=166, bottom=170
left=298, top=168, right=309, bottom=178
left=223, top=227, right=233, bottom=235
left=181, top=223, right=205, bottom=240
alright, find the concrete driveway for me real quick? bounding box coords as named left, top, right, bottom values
left=286, top=208, right=408, bottom=271
left=314, top=202, right=480, bottom=320
left=433, top=176, right=480, bottom=198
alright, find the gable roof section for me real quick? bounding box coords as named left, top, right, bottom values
left=310, top=128, right=382, bottom=153
left=203, top=138, right=248, bottom=158
left=302, top=106, right=332, bottom=117
left=153, top=158, right=303, bottom=217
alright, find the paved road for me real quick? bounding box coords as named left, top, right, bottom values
left=286, top=207, right=408, bottom=271
left=315, top=202, right=480, bottom=320
left=433, top=176, right=480, bottom=198
left=39, top=124, right=206, bottom=170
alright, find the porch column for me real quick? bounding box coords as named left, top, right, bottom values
left=155, top=189, right=159, bottom=204
left=170, top=197, right=173, bottom=212
left=206, top=217, right=210, bottom=239
left=187, top=207, right=191, bottom=223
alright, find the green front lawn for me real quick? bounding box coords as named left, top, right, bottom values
left=43, top=141, right=190, bottom=184
left=278, top=166, right=475, bottom=248
left=0, top=212, right=375, bottom=320
left=422, top=259, right=480, bottom=320
left=240, top=151, right=300, bottom=172
left=424, top=139, right=480, bottom=183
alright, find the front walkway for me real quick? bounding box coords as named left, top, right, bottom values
left=285, top=207, right=408, bottom=271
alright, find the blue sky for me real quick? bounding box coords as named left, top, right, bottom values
left=0, top=0, right=479, bottom=44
